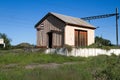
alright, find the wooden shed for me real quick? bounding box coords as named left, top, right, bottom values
left=35, top=12, right=96, bottom=48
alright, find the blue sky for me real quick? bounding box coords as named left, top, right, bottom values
left=0, top=0, right=120, bottom=45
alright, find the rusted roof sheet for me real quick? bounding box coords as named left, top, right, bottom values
left=50, top=12, right=95, bottom=28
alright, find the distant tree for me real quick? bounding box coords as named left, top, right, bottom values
left=95, top=36, right=112, bottom=46
left=0, top=33, right=12, bottom=49
left=15, top=42, right=34, bottom=48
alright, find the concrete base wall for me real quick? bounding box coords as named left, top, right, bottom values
left=45, top=48, right=120, bottom=57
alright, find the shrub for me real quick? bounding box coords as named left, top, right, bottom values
left=0, top=33, right=12, bottom=49
left=95, top=36, right=112, bottom=46
left=64, top=44, right=72, bottom=52
left=15, top=43, right=35, bottom=49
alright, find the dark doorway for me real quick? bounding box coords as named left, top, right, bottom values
left=75, top=30, right=87, bottom=47
left=0, top=44, right=4, bottom=48
left=48, top=32, right=53, bottom=48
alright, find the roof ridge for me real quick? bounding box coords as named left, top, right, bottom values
left=50, top=12, right=81, bottom=20
left=49, top=12, right=95, bottom=28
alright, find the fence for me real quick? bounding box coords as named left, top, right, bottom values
left=45, top=48, right=120, bottom=57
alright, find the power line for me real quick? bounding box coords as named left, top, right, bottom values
left=81, top=8, right=119, bottom=46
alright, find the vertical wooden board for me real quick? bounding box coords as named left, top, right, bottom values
left=79, top=31, right=81, bottom=47
left=82, top=31, right=85, bottom=46
left=79, top=31, right=83, bottom=47
left=60, top=34, right=61, bottom=46
left=85, top=31, right=87, bottom=46
left=82, top=31, right=87, bottom=46
left=75, top=30, right=78, bottom=47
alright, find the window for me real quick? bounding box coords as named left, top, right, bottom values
left=40, top=23, right=44, bottom=30
left=40, top=24, right=44, bottom=27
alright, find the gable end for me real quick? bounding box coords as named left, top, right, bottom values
left=35, top=13, right=66, bottom=28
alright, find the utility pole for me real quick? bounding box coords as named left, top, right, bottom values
left=81, top=8, right=119, bottom=46
left=116, top=8, right=119, bottom=46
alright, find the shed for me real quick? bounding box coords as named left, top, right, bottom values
left=0, top=39, right=5, bottom=48
left=35, top=12, right=96, bottom=48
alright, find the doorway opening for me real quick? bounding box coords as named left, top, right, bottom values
left=48, top=32, right=53, bottom=48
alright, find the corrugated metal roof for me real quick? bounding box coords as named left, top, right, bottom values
left=50, top=12, right=95, bottom=28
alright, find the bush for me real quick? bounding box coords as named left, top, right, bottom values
left=64, top=44, right=72, bottom=52
left=91, top=54, right=120, bottom=80
left=14, top=43, right=35, bottom=49
left=95, top=36, right=112, bottom=46
left=0, top=33, right=12, bottom=49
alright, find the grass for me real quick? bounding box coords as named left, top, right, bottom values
left=0, top=64, right=93, bottom=80
left=0, top=49, right=120, bottom=80
left=0, top=49, right=85, bottom=65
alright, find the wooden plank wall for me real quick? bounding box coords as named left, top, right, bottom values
left=37, top=15, right=65, bottom=48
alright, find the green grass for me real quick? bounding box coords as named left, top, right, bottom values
left=0, top=50, right=85, bottom=65
left=0, top=50, right=120, bottom=80
left=0, top=64, right=93, bottom=80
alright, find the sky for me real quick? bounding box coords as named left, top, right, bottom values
left=0, top=0, right=120, bottom=45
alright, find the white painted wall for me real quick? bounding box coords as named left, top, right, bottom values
left=45, top=48, right=120, bottom=57
left=68, top=48, right=120, bottom=57
left=65, top=25, right=95, bottom=46
left=0, top=39, right=4, bottom=44
left=65, top=25, right=75, bottom=46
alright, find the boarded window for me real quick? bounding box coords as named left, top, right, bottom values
left=75, top=30, right=87, bottom=47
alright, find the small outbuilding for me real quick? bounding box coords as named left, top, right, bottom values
left=35, top=12, right=96, bottom=48
left=0, top=38, right=5, bottom=48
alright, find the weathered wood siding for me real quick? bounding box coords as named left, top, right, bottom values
left=36, top=15, right=65, bottom=48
